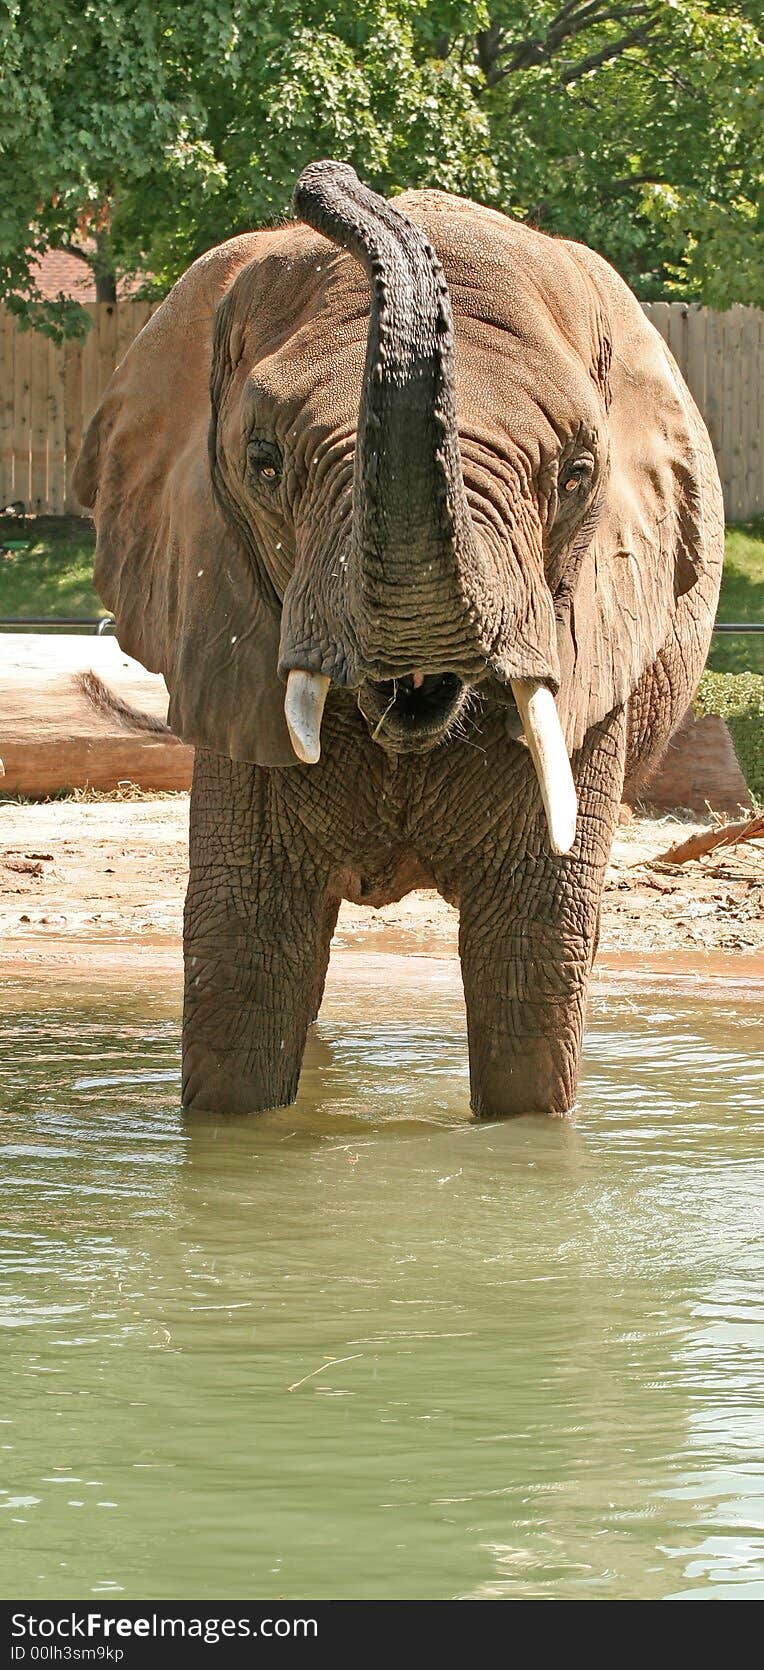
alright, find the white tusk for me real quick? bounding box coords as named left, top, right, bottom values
left=284, top=670, right=330, bottom=764
left=510, top=678, right=577, bottom=856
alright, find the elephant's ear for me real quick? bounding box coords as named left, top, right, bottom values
left=73, top=237, right=295, bottom=765
left=555, top=245, right=724, bottom=755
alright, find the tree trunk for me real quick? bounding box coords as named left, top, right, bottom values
left=93, top=232, right=117, bottom=304
left=94, top=268, right=117, bottom=304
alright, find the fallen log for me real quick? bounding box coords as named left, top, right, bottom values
left=654, top=815, right=764, bottom=866
left=0, top=634, right=194, bottom=797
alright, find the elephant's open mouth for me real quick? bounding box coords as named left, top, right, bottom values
left=359, top=672, right=466, bottom=752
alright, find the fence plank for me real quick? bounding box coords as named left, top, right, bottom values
left=646, top=300, right=670, bottom=348
left=0, top=309, right=15, bottom=506
left=742, top=310, right=759, bottom=519
left=116, top=298, right=150, bottom=365
left=63, top=337, right=84, bottom=512
left=685, top=304, right=706, bottom=415
left=29, top=329, right=50, bottom=512
left=96, top=301, right=118, bottom=403
left=720, top=307, right=734, bottom=517
left=47, top=337, right=67, bottom=514
left=80, top=304, right=101, bottom=436
left=703, top=310, right=726, bottom=488
left=11, top=322, right=32, bottom=508
left=755, top=312, right=762, bottom=517
left=667, top=302, right=689, bottom=377
left=737, top=310, right=750, bottom=522
left=724, top=308, right=743, bottom=521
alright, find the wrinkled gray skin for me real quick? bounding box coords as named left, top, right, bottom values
left=75, top=162, right=724, bottom=1118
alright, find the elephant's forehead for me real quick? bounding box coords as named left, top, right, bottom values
left=242, top=255, right=371, bottom=431
left=451, top=307, right=605, bottom=462
left=410, top=195, right=605, bottom=351
left=397, top=196, right=610, bottom=433
left=231, top=205, right=607, bottom=444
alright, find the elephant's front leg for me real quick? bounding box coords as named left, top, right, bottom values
left=458, top=710, right=626, bottom=1118
left=182, top=750, right=337, bottom=1114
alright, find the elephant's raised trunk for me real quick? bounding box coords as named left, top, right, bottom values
left=289, top=163, right=575, bottom=854
left=293, top=160, right=484, bottom=676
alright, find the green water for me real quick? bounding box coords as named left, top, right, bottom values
left=1, top=955, right=762, bottom=1601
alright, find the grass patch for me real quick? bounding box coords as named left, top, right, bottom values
left=0, top=512, right=761, bottom=669
left=0, top=515, right=100, bottom=623
left=709, top=518, right=764, bottom=675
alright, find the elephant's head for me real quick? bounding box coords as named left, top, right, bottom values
left=74, top=163, right=721, bottom=854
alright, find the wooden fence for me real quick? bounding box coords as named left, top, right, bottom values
left=0, top=297, right=762, bottom=520
left=643, top=302, right=762, bottom=523
left=0, top=301, right=157, bottom=515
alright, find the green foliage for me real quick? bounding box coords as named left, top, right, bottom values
left=694, top=668, right=764, bottom=801
left=709, top=519, right=764, bottom=674
left=0, top=2, right=760, bottom=334
left=0, top=517, right=101, bottom=620
left=466, top=1, right=763, bottom=306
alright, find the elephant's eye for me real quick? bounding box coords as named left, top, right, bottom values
left=246, top=438, right=282, bottom=488
left=559, top=456, right=594, bottom=499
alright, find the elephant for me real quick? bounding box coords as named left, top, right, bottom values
left=74, top=161, right=724, bottom=1119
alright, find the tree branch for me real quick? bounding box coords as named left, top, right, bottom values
left=475, top=22, right=506, bottom=86
left=559, top=18, right=662, bottom=85
left=476, top=4, right=659, bottom=90
left=654, top=816, right=764, bottom=867
left=61, top=243, right=93, bottom=266
left=545, top=2, right=654, bottom=56
left=599, top=172, right=670, bottom=196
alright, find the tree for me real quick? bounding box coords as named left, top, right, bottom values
left=448, top=1, right=762, bottom=308
left=0, top=1, right=760, bottom=337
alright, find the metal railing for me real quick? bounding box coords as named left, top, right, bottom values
left=0, top=616, right=116, bottom=633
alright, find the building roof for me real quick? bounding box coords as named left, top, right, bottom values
left=28, top=247, right=144, bottom=302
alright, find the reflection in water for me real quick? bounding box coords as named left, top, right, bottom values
left=0, top=957, right=762, bottom=1600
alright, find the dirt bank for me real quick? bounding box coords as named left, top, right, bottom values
left=0, top=795, right=762, bottom=988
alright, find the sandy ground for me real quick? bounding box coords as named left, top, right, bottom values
left=0, top=795, right=762, bottom=989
